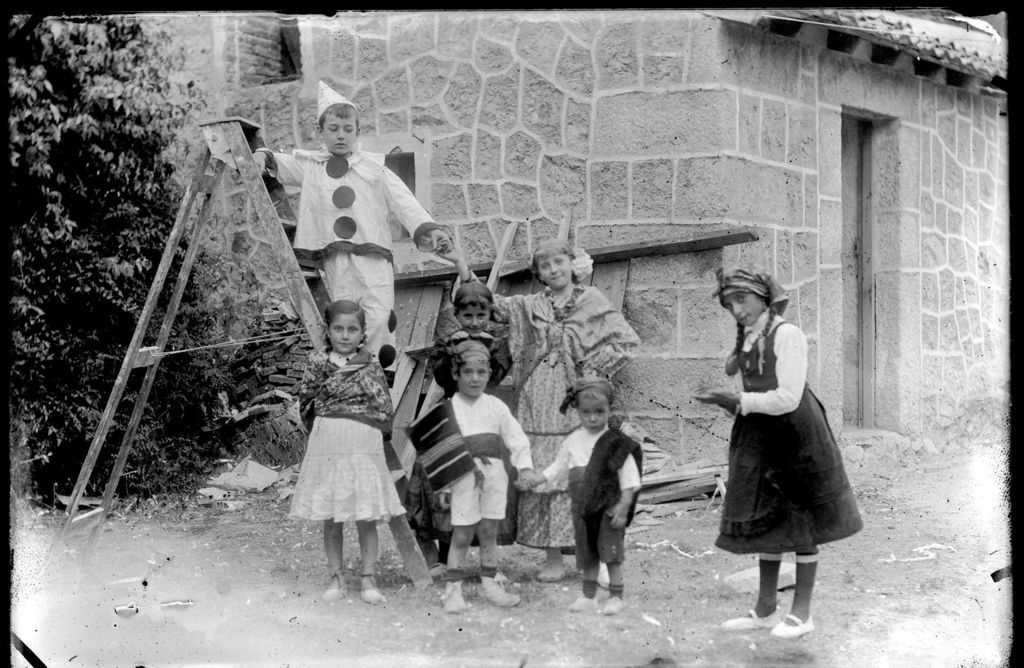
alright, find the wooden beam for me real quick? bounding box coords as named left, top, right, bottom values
left=766, top=17, right=802, bottom=37
left=395, top=228, right=759, bottom=287
left=913, top=58, right=946, bottom=83
left=870, top=43, right=901, bottom=66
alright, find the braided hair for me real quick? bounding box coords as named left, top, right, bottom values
left=726, top=295, right=774, bottom=376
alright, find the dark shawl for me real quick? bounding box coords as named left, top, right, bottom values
left=574, top=427, right=643, bottom=522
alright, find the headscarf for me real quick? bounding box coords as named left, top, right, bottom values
left=450, top=338, right=490, bottom=366
left=560, top=376, right=614, bottom=414
left=713, top=266, right=789, bottom=315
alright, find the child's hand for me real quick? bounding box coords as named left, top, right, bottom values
left=252, top=150, right=269, bottom=173
left=608, top=502, right=630, bottom=530
left=516, top=470, right=545, bottom=490
left=432, top=489, right=452, bottom=511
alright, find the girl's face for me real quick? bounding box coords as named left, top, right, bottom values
left=453, top=358, right=490, bottom=398
left=723, top=291, right=767, bottom=328
left=536, top=253, right=573, bottom=292
left=455, top=304, right=490, bottom=334
left=319, top=112, right=359, bottom=158
left=327, top=312, right=363, bottom=355
left=576, top=393, right=610, bottom=434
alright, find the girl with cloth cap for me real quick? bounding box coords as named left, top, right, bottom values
left=252, top=81, right=453, bottom=369
left=438, top=237, right=640, bottom=582
left=695, top=266, right=863, bottom=639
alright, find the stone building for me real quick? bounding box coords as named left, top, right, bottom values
left=161, top=10, right=1009, bottom=464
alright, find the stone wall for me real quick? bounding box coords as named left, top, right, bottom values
left=169, top=11, right=1008, bottom=461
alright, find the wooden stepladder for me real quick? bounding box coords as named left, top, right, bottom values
left=61, top=118, right=431, bottom=588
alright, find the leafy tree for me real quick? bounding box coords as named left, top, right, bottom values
left=8, top=15, right=232, bottom=499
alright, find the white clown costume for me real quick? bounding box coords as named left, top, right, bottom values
left=257, top=82, right=444, bottom=367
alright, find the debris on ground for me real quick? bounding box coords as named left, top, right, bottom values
left=639, top=461, right=727, bottom=504
left=878, top=543, right=957, bottom=563
left=206, top=456, right=279, bottom=493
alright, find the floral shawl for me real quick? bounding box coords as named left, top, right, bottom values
left=297, top=349, right=394, bottom=433
left=494, top=285, right=640, bottom=392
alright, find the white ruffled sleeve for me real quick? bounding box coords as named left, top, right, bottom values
left=738, top=323, right=807, bottom=416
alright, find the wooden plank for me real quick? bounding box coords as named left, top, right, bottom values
left=389, top=353, right=418, bottom=408
left=487, top=221, right=520, bottom=291
left=638, top=476, right=719, bottom=504
left=387, top=515, right=432, bottom=589
left=408, top=285, right=443, bottom=352
left=392, top=285, right=423, bottom=351
left=390, top=357, right=427, bottom=478
left=589, top=260, right=629, bottom=311
left=209, top=121, right=325, bottom=347
left=61, top=151, right=215, bottom=535
left=84, top=161, right=228, bottom=558
left=641, top=464, right=727, bottom=489
left=395, top=228, right=759, bottom=287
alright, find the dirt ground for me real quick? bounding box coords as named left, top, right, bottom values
left=11, top=443, right=1012, bottom=668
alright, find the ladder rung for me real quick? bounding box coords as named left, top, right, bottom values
left=132, top=346, right=162, bottom=368
left=300, top=268, right=320, bottom=281
left=280, top=219, right=296, bottom=234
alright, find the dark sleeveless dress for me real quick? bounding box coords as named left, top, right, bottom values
left=715, top=321, right=863, bottom=554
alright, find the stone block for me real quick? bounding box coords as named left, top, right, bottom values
left=468, top=183, right=500, bottom=218
left=819, top=199, right=842, bottom=265
left=560, top=14, right=603, bottom=46
left=818, top=53, right=918, bottom=121
left=529, top=217, right=559, bottom=248
left=357, top=37, right=388, bottom=79
left=231, top=230, right=256, bottom=256
left=963, top=209, right=978, bottom=246
left=799, top=72, right=817, bottom=106
left=818, top=110, right=842, bottom=198
left=720, top=23, right=798, bottom=96
left=456, top=220, right=495, bottom=264
left=615, top=357, right=724, bottom=414
left=566, top=98, right=591, bottom=155
left=792, top=231, right=818, bottom=282
left=921, top=313, right=939, bottom=350
left=596, top=21, right=639, bottom=90
left=504, top=131, right=541, bottom=180
left=939, top=313, right=959, bottom=352
left=640, top=14, right=689, bottom=52
left=944, top=149, right=963, bottom=209
left=760, top=98, right=786, bottom=163
left=920, top=81, right=937, bottom=128
left=390, top=14, right=435, bottom=63
left=522, top=69, right=565, bottom=149
left=947, top=237, right=968, bottom=273
left=938, top=268, right=955, bottom=312
left=675, top=156, right=802, bottom=226
left=479, top=66, right=520, bottom=133
left=972, top=129, right=986, bottom=171
left=632, top=159, right=674, bottom=219
left=804, top=174, right=818, bottom=229
left=539, top=154, right=587, bottom=218
left=922, top=354, right=942, bottom=391
left=687, top=16, right=728, bottom=84
left=623, top=288, right=679, bottom=353
left=964, top=171, right=978, bottom=218
left=476, top=37, right=513, bottom=74
left=590, top=161, right=629, bottom=220
left=431, top=184, right=467, bottom=220
left=351, top=86, right=377, bottom=135
left=475, top=130, right=502, bottom=180
left=556, top=38, right=595, bottom=96
left=594, top=90, right=736, bottom=157
left=411, top=102, right=456, bottom=136
left=677, top=415, right=733, bottom=463
left=629, top=249, right=719, bottom=287
left=976, top=171, right=995, bottom=209
left=931, top=134, right=944, bottom=201
left=643, top=55, right=685, bottom=86
left=479, top=15, right=516, bottom=43
left=919, top=193, right=934, bottom=230
left=438, top=14, right=477, bottom=60
left=500, top=182, right=540, bottom=219
left=409, top=55, right=453, bottom=104
left=431, top=134, right=472, bottom=180
left=874, top=211, right=919, bottom=271
left=376, top=108, right=410, bottom=137
left=627, top=416, right=685, bottom=463
left=897, top=126, right=921, bottom=208
left=738, top=93, right=760, bottom=157
left=443, top=63, right=482, bottom=129
left=515, top=20, right=565, bottom=77
left=786, top=104, right=817, bottom=169
left=934, top=201, right=947, bottom=234
left=680, top=287, right=735, bottom=357
left=921, top=271, right=939, bottom=312
left=775, top=231, right=794, bottom=285
left=956, top=118, right=971, bottom=163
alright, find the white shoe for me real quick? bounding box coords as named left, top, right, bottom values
left=597, top=563, right=610, bottom=589
left=480, top=576, right=520, bottom=607
left=568, top=596, right=599, bottom=612
left=321, top=573, right=345, bottom=602
left=771, top=614, right=814, bottom=639
left=721, top=608, right=781, bottom=630
left=601, top=597, right=624, bottom=615
left=442, top=581, right=468, bottom=614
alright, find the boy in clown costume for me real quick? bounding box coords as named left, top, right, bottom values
left=253, top=81, right=452, bottom=368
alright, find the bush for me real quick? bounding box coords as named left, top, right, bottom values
left=8, top=15, right=232, bottom=500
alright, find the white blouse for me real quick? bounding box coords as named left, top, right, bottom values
left=732, top=312, right=808, bottom=416
left=450, top=393, right=534, bottom=472
left=542, top=427, right=642, bottom=490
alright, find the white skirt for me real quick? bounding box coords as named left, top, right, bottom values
left=288, top=416, right=405, bottom=522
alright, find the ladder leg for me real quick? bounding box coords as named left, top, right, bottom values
left=387, top=515, right=432, bottom=589
left=81, top=162, right=227, bottom=557
left=61, top=152, right=214, bottom=535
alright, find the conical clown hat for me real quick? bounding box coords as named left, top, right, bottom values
left=317, top=81, right=355, bottom=120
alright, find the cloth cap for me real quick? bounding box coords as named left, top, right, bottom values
left=451, top=338, right=490, bottom=365
left=560, top=375, right=614, bottom=413
left=317, top=81, right=355, bottom=121
left=713, top=266, right=789, bottom=315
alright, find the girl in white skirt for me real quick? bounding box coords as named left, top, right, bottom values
left=289, top=300, right=405, bottom=604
